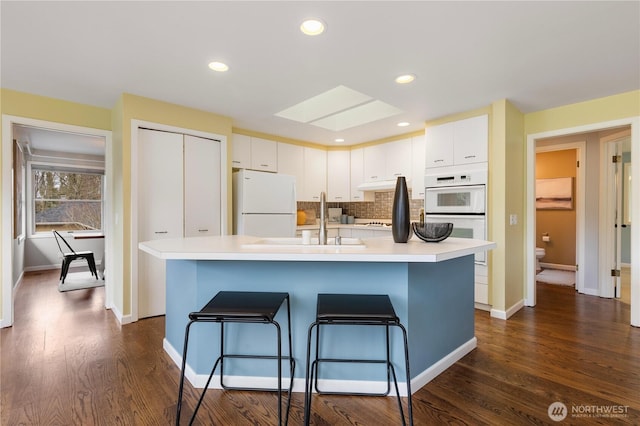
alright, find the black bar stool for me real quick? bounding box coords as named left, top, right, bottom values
left=303, top=293, right=413, bottom=426
left=176, top=291, right=295, bottom=426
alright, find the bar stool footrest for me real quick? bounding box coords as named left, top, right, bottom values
left=311, top=357, right=395, bottom=396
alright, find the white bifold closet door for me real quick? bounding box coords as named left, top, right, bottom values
left=137, top=128, right=221, bottom=319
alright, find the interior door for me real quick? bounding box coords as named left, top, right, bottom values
left=613, top=141, right=624, bottom=298
left=604, top=140, right=624, bottom=298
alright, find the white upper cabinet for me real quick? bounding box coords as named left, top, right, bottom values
left=327, top=150, right=350, bottom=202
left=363, top=144, right=386, bottom=182
left=231, top=134, right=251, bottom=169
left=386, top=138, right=412, bottom=179
left=231, top=134, right=278, bottom=172
left=453, top=115, right=489, bottom=165
left=302, top=147, right=327, bottom=201
left=250, top=137, right=278, bottom=172
left=277, top=142, right=304, bottom=192
left=425, top=114, right=488, bottom=169
left=410, top=134, right=426, bottom=200
left=350, top=148, right=367, bottom=202
left=363, top=138, right=412, bottom=182
left=425, top=122, right=454, bottom=168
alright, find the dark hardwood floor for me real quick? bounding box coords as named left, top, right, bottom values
left=2, top=270, right=639, bottom=425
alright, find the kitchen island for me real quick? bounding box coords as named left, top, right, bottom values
left=139, top=234, right=495, bottom=395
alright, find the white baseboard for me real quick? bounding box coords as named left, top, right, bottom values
left=491, top=299, right=524, bottom=320
left=164, top=336, right=478, bottom=397
left=474, top=302, right=491, bottom=312
left=110, top=304, right=132, bottom=325
left=579, top=287, right=599, bottom=296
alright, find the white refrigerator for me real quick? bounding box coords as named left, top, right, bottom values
left=233, top=169, right=297, bottom=237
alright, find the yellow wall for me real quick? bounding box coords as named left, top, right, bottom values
left=526, top=91, right=640, bottom=134
left=536, top=150, right=577, bottom=266
left=488, top=99, right=526, bottom=313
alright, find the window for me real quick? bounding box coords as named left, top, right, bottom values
left=31, top=165, right=103, bottom=234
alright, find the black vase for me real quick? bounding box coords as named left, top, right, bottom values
left=392, top=176, right=410, bottom=243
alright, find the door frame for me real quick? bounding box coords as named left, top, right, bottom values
left=525, top=116, right=640, bottom=327
left=534, top=142, right=586, bottom=294
left=129, top=119, right=227, bottom=322
left=600, top=136, right=630, bottom=299
left=1, top=115, right=113, bottom=327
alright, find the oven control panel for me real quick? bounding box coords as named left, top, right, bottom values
left=424, top=165, right=487, bottom=188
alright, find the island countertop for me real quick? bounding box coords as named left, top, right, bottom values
left=139, top=234, right=495, bottom=263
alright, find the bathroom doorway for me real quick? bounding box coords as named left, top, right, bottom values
left=534, top=142, right=585, bottom=294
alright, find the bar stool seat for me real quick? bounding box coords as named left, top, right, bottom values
left=304, top=293, right=413, bottom=426
left=176, top=291, right=295, bottom=426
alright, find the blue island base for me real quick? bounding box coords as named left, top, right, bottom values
left=162, top=255, right=476, bottom=395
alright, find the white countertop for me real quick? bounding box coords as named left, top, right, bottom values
left=139, top=234, right=495, bottom=263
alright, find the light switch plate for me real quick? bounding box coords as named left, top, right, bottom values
left=509, top=214, right=518, bottom=225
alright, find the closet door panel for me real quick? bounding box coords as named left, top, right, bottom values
left=184, top=135, right=221, bottom=237
left=137, top=128, right=183, bottom=319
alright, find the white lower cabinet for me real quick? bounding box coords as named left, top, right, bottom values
left=474, top=264, right=489, bottom=307
left=137, top=128, right=222, bottom=319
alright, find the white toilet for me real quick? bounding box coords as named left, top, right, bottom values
left=536, top=247, right=546, bottom=272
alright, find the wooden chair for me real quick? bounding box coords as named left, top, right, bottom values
left=52, top=230, right=98, bottom=283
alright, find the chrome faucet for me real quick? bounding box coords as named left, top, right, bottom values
left=319, top=191, right=328, bottom=245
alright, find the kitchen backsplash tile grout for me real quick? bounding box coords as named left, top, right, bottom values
left=297, top=190, right=423, bottom=221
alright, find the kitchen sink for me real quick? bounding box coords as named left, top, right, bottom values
left=241, top=237, right=366, bottom=249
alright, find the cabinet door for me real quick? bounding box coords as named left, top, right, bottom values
left=350, top=148, right=366, bottom=201
left=184, top=135, right=221, bottom=237
left=425, top=122, right=454, bottom=168
left=327, top=150, right=350, bottom=202
left=453, top=115, right=488, bottom=165
left=277, top=142, right=304, bottom=199
left=251, top=137, right=277, bottom=172
left=363, top=144, right=386, bottom=181
left=137, top=129, right=184, bottom=319
left=411, top=134, right=426, bottom=200
left=231, top=134, right=251, bottom=169
left=302, top=147, right=327, bottom=201
left=386, top=138, right=412, bottom=180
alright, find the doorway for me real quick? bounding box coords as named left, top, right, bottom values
left=534, top=143, right=584, bottom=294
left=1, top=115, right=113, bottom=327
left=525, top=117, right=639, bottom=327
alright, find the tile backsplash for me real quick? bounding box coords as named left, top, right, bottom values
left=297, top=190, right=423, bottom=221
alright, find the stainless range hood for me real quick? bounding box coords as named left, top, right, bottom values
left=357, top=178, right=411, bottom=192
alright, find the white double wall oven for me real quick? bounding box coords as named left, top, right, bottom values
left=425, top=164, right=489, bottom=306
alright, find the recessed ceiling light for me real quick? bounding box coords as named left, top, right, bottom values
left=208, top=61, right=229, bottom=72
left=300, top=19, right=325, bottom=36
left=397, top=122, right=410, bottom=127
left=335, top=138, right=345, bottom=143
left=395, top=74, right=415, bottom=84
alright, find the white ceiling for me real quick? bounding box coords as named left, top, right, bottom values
left=2, top=1, right=639, bottom=147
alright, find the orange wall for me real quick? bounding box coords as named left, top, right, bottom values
left=536, top=149, right=577, bottom=266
